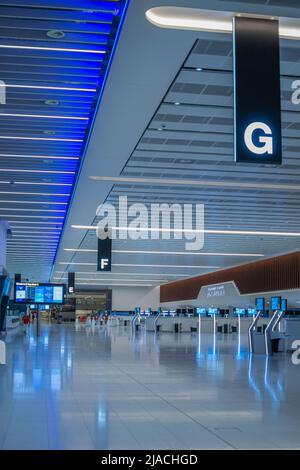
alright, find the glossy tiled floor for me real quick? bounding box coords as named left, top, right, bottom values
left=0, top=323, right=299, bottom=450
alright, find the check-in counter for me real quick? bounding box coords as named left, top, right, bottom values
left=144, top=316, right=156, bottom=331
left=146, top=316, right=199, bottom=333
left=146, top=315, right=270, bottom=334
left=110, top=313, right=133, bottom=327
left=281, top=318, right=300, bottom=351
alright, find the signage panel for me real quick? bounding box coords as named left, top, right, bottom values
left=68, top=272, right=75, bottom=294
left=97, top=237, right=112, bottom=272
left=233, top=17, right=282, bottom=164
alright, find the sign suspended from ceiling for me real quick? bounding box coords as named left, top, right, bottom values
left=233, top=17, right=282, bottom=165
left=97, top=237, right=112, bottom=272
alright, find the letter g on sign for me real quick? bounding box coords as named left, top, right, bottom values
left=244, top=122, right=273, bottom=155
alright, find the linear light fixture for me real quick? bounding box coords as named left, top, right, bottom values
left=13, top=182, right=72, bottom=187
left=115, top=263, right=218, bottom=268
left=146, top=7, right=232, bottom=32
left=55, top=271, right=186, bottom=277
left=71, top=225, right=300, bottom=237
left=0, top=44, right=106, bottom=54
left=8, top=238, right=57, bottom=241
left=5, top=84, right=97, bottom=92
left=0, top=191, right=70, bottom=196
left=0, top=113, right=88, bottom=121
left=7, top=250, right=55, bottom=255
left=8, top=244, right=56, bottom=247
left=145, top=6, right=300, bottom=40
left=0, top=208, right=65, bottom=212
left=8, top=244, right=56, bottom=253
left=76, top=283, right=154, bottom=287
left=10, top=226, right=61, bottom=230
left=0, top=169, right=75, bottom=174
left=0, top=154, right=79, bottom=161
left=89, top=175, right=300, bottom=192
left=3, top=215, right=64, bottom=219
left=0, top=136, right=82, bottom=142
left=63, top=248, right=263, bottom=257
left=0, top=200, right=67, bottom=205
left=12, top=234, right=60, bottom=238
left=11, top=230, right=60, bottom=235
left=58, top=262, right=218, bottom=268
left=9, top=221, right=63, bottom=225
left=53, top=277, right=167, bottom=283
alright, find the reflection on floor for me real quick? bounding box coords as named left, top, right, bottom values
left=0, top=323, right=299, bottom=450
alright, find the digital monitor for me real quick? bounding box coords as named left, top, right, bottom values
left=41, top=305, right=50, bottom=311
left=271, top=296, right=281, bottom=311
left=196, top=308, right=206, bottom=315
left=281, top=299, right=287, bottom=312
left=256, top=297, right=265, bottom=310
left=234, top=308, right=246, bottom=315
left=208, top=308, right=219, bottom=315
left=29, top=304, right=37, bottom=309
left=187, top=308, right=194, bottom=314
left=247, top=308, right=256, bottom=315
left=14, top=282, right=65, bottom=305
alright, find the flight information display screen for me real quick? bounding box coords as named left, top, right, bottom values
left=281, top=299, right=287, bottom=312
left=14, top=282, right=65, bottom=305
left=271, top=296, right=281, bottom=311
left=256, top=297, right=265, bottom=310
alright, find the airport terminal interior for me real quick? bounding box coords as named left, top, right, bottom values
left=1, top=0, right=300, bottom=451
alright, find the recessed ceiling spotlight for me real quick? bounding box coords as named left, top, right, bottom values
left=47, top=30, right=65, bottom=39
left=45, top=100, right=59, bottom=106
left=175, top=102, right=180, bottom=105
left=196, top=67, right=202, bottom=71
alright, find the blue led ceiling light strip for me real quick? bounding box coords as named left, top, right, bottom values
left=0, top=2, right=124, bottom=279
left=48, top=0, right=130, bottom=280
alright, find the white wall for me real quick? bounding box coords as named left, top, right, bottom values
left=112, top=286, right=160, bottom=311
left=0, top=221, right=8, bottom=272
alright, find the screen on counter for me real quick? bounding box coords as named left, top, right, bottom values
left=271, top=296, right=281, bottom=311
left=234, top=308, right=246, bottom=315
left=247, top=308, right=256, bottom=315
left=255, top=297, right=265, bottom=310
left=196, top=308, right=206, bottom=315
left=14, top=282, right=65, bottom=305
left=281, top=299, right=287, bottom=312
left=208, top=308, right=219, bottom=315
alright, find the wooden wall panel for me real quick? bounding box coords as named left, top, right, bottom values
left=160, top=251, right=300, bottom=303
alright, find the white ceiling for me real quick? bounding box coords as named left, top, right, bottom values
left=5, top=0, right=300, bottom=288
